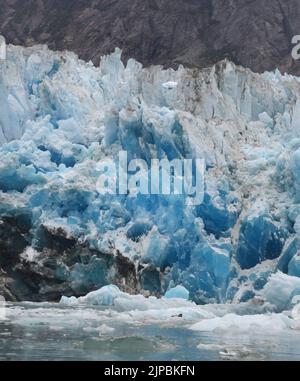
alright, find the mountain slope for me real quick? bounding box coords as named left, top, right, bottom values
left=1, top=0, right=300, bottom=74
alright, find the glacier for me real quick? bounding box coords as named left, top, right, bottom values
left=1, top=42, right=300, bottom=310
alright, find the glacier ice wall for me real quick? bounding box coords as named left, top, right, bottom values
left=1, top=43, right=300, bottom=305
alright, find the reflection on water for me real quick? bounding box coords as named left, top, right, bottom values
left=1, top=303, right=300, bottom=361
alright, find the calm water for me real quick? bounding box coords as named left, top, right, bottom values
left=1, top=303, right=300, bottom=361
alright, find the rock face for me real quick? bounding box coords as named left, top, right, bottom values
left=0, top=0, right=300, bottom=74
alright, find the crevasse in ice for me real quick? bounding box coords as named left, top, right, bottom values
left=1, top=43, right=300, bottom=305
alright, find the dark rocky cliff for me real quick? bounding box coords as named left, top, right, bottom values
left=0, top=0, right=300, bottom=74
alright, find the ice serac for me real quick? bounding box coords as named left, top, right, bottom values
left=1, top=43, right=300, bottom=306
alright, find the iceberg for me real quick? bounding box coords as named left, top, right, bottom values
left=63, top=285, right=123, bottom=306
left=263, top=272, right=300, bottom=311
left=164, top=285, right=189, bottom=300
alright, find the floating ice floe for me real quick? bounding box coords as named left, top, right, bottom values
left=190, top=312, right=293, bottom=333
left=162, top=81, right=178, bottom=90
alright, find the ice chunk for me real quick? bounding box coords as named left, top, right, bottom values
left=190, top=313, right=292, bottom=333
left=20, top=247, right=40, bottom=262
left=236, top=213, right=287, bottom=269
left=97, top=324, right=115, bottom=335
left=291, top=149, right=300, bottom=200
left=162, top=81, right=178, bottom=90
left=60, top=285, right=123, bottom=306
left=196, top=190, right=239, bottom=237
left=263, top=272, right=300, bottom=311
left=165, top=285, right=189, bottom=300
left=258, top=112, right=274, bottom=129
left=78, top=285, right=123, bottom=306
left=143, top=229, right=171, bottom=268
left=60, top=296, right=78, bottom=306
left=288, top=252, right=300, bottom=277
left=277, top=238, right=299, bottom=274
